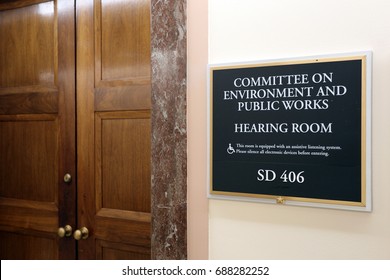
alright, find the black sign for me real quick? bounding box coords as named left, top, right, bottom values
left=209, top=54, right=370, bottom=209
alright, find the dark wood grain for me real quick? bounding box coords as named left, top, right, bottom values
left=77, top=0, right=152, bottom=259
left=0, top=0, right=76, bottom=259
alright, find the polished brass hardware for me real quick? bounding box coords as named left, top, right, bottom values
left=58, top=225, right=73, bottom=238
left=74, top=227, right=89, bottom=240
left=63, top=173, right=72, bottom=184
left=276, top=196, right=285, bottom=204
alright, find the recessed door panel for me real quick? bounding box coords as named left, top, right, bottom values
left=97, top=240, right=150, bottom=260
left=0, top=116, right=58, bottom=202
left=0, top=231, right=57, bottom=260
left=0, top=1, right=58, bottom=115
left=97, top=0, right=151, bottom=82
left=0, top=1, right=55, bottom=88
left=97, top=111, right=151, bottom=213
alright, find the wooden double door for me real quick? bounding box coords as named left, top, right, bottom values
left=0, top=0, right=152, bottom=259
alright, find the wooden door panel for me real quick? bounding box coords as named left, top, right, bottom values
left=0, top=90, right=58, bottom=115
left=0, top=115, right=58, bottom=202
left=96, top=240, right=150, bottom=260
left=96, top=0, right=151, bottom=82
left=94, top=0, right=151, bottom=112
left=0, top=231, right=57, bottom=259
left=96, top=111, right=151, bottom=212
left=77, top=0, right=151, bottom=259
left=94, top=111, right=151, bottom=257
left=95, top=85, right=151, bottom=112
left=0, top=1, right=58, bottom=115
left=0, top=198, right=58, bottom=233
left=0, top=0, right=76, bottom=259
left=94, top=210, right=150, bottom=246
left=100, top=1, right=150, bottom=81
left=0, top=1, right=56, bottom=88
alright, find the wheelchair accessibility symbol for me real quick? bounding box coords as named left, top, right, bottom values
left=227, top=143, right=235, bottom=154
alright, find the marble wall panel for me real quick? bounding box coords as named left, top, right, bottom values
left=151, top=0, right=187, bottom=260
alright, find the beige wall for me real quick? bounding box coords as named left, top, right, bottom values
left=187, top=0, right=209, bottom=259
left=188, top=0, right=390, bottom=259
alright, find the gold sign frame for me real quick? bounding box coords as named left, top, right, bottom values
left=207, top=52, right=372, bottom=211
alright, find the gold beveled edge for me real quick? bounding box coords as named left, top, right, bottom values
left=209, top=67, right=214, bottom=193
left=360, top=55, right=367, bottom=207
left=209, top=55, right=367, bottom=71
left=208, top=54, right=369, bottom=208
left=209, top=190, right=366, bottom=207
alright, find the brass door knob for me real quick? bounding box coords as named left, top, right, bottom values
left=63, top=173, right=72, bottom=184
left=58, top=225, right=73, bottom=238
left=73, top=227, right=89, bottom=240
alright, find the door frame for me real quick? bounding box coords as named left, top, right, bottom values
left=150, top=0, right=187, bottom=260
